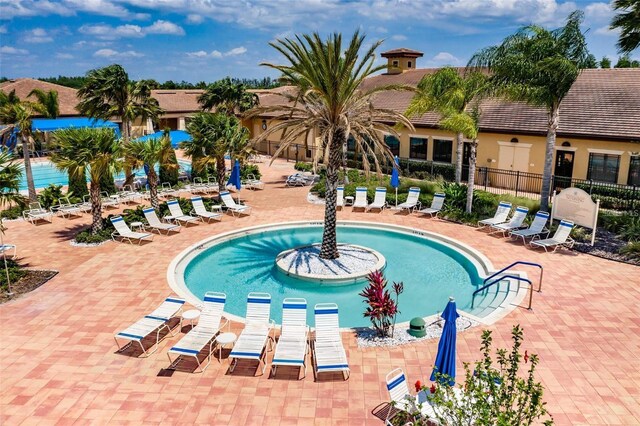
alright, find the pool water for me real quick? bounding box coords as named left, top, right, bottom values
left=183, top=226, right=483, bottom=328
left=20, top=160, right=191, bottom=190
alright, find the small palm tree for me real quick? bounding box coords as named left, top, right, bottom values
left=611, top=0, right=640, bottom=54
left=124, top=137, right=176, bottom=209
left=198, top=77, right=259, bottom=115
left=406, top=67, right=488, bottom=185
left=50, top=128, right=121, bottom=233
left=249, top=31, right=414, bottom=259
left=0, top=102, right=37, bottom=201
left=0, top=151, right=25, bottom=208
left=468, top=11, right=591, bottom=212
left=27, top=89, right=59, bottom=118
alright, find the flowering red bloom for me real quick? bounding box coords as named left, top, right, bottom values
left=415, top=380, right=422, bottom=392
left=430, top=383, right=437, bottom=394
left=524, top=350, right=529, bottom=363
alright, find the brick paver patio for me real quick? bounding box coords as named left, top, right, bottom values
left=1, top=159, right=639, bottom=425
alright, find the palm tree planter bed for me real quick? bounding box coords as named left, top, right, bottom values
left=0, top=269, right=58, bottom=304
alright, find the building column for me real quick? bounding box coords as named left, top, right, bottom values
left=178, top=117, right=186, bottom=131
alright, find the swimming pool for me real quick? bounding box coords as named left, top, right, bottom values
left=169, top=221, right=512, bottom=328
left=19, top=160, right=191, bottom=190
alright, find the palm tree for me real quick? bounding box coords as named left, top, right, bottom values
left=50, top=128, right=121, bottom=233
left=0, top=102, right=37, bottom=201
left=468, top=11, right=591, bottom=212
left=183, top=112, right=249, bottom=192
left=198, top=77, right=259, bottom=115
left=0, top=89, right=20, bottom=108
left=611, top=0, right=640, bottom=54
left=124, top=137, right=175, bottom=209
left=77, top=64, right=163, bottom=186
left=0, top=151, right=25, bottom=208
left=406, top=67, right=487, bottom=184
left=27, top=89, right=59, bottom=118
left=248, top=31, right=414, bottom=259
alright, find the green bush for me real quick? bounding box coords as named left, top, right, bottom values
left=294, top=161, right=313, bottom=172
left=0, top=259, right=27, bottom=289
left=160, top=148, right=180, bottom=186
left=99, top=174, right=117, bottom=196
left=67, top=172, right=88, bottom=200
left=241, top=164, right=262, bottom=180
left=619, top=217, right=640, bottom=242
left=0, top=205, right=24, bottom=220
left=38, top=184, right=65, bottom=209
left=619, top=242, right=640, bottom=260
left=74, top=220, right=113, bottom=244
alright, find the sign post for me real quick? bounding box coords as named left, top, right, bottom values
left=551, top=187, right=599, bottom=246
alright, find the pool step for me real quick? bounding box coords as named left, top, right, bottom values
left=467, top=277, right=521, bottom=319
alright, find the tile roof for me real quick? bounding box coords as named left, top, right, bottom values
left=0, top=78, right=80, bottom=116
left=151, top=89, right=204, bottom=113
left=381, top=48, right=424, bottom=58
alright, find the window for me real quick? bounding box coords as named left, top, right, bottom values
left=408, top=61, right=412, bottom=68
left=629, top=156, right=640, bottom=186
left=384, top=135, right=400, bottom=156
left=392, top=60, right=399, bottom=68
left=587, top=153, right=620, bottom=183
left=433, top=139, right=453, bottom=163
left=347, top=135, right=356, bottom=152
left=409, top=137, right=427, bottom=160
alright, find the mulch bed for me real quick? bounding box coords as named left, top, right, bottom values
left=0, top=269, right=58, bottom=304
left=573, top=229, right=640, bottom=267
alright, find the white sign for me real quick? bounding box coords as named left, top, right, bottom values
left=551, top=187, right=600, bottom=246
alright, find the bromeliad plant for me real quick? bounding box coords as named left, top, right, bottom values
left=359, top=270, right=404, bottom=337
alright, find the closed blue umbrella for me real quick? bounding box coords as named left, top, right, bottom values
left=390, top=156, right=400, bottom=207
left=430, top=297, right=459, bottom=386
left=227, top=159, right=241, bottom=202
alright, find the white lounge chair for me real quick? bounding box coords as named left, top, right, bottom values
left=0, top=244, right=16, bottom=259
left=188, top=178, right=209, bottom=194
left=110, top=216, right=153, bottom=244
left=244, top=174, right=265, bottom=190
left=77, top=195, right=93, bottom=213
left=190, top=196, right=222, bottom=223
left=229, top=292, right=275, bottom=376
left=312, top=303, right=349, bottom=381
left=397, top=187, right=421, bottom=213
left=510, top=211, right=550, bottom=244
left=385, top=368, right=416, bottom=424
left=490, top=206, right=529, bottom=236
left=118, top=185, right=143, bottom=204
left=165, top=199, right=200, bottom=225
left=530, top=219, right=575, bottom=252
left=206, top=177, right=220, bottom=193
left=101, top=191, right=119, bottom=209
left=114, top=295, right=185, bottom=357
left=167, top=292, right=228, bottom=373
left=352, top=186, right=368, bottom=210
left=367, top=187, right=387, bottom=212
left=271, top=298, right=309, bottom=380
left=418, top=192, right=445, bottom=217
left=23, top=202, right=53, bottom=224
left=159, top=182, right=179, bottom=198
left=54, top=197, right=82, bottom=218
left=142, top=207, right=181, bottom=234
left=286, top=174, right=307, bottom=187
left=336, top=186, right=344, bottom=209
left=220, top=191, right=252, bottom=216
left=478, top=201, right=512, bottom=228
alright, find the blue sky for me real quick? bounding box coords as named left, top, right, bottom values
left=0, top=0, right=635, bottom=82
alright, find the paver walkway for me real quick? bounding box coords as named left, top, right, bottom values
left=1, top=159, right=639, bottom=425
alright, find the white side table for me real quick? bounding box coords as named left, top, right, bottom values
left=211, top=205, right=223, bottom=213
left=344, top=196, right=355, bottom=206
left=181, top=309, right=201, bottom=330
left=130, top=221, right=144, bottom=232
left=215, top=332, right=237, bottom=361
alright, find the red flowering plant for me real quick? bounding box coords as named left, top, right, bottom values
left=359, top=270, right=403, bottom=337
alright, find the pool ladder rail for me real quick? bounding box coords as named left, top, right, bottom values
left=472, top=261, right=543, bottom=311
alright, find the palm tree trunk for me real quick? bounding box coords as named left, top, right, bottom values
left=122, top=119, right=135, bottom=188
left=89, top=181, right=103, bottom=234
left=320, top=137, right=343, bottom=260
left=21, top=135, right=36, bottom=202
left=147, top=166, right=159, bottom=209
left=465, top=139, right=478, bottom=214
left=217, top=155, right=226, bottom=192
left=540, top=105, right=559, bottom=212
left=455, top=132, right=463, bottom=184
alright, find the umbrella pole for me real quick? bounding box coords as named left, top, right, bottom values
left=395, top=187, right=398, bottom=208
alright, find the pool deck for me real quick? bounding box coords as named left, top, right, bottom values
left=2, top=158, right=639, bottom=425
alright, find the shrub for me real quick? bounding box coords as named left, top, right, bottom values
left=159, top=147, right=180, bottom=186
left=240, top=164, right=262, bottom=180
left=619, top=242, right=640, bottom=260
left=75, top=220, right=113, bottom=244
left=37, top=184, right=65, bottom=209
left=619, top=217, right=640, bottom=242
left=359, top=270, right=403, bottom=337
left=0, top=205, right=24, bottom=220
left=99, top=173, right=117, bottom=195
left=294, top=161, right=313, bottom=172
left=67, top=172, right=88, bottom=200
left=0, top=259, right=27, bottom=289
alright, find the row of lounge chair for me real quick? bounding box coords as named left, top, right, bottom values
left=335, top=186, right=445, bottom=217
left=115, top=293, right=350, bottom=380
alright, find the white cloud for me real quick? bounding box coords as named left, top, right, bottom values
left=24, top=28, right=54, bottom=43
left=391, top=34, right=407, bottom=41
left=55, top=53, right=74, bottom=59
left=145, top=20, right=185, bottom=35
left=186, top=14, right=204, bottom=24
left=94, top=48, right=144, bottom=58
left=186, top=46, right=247, bottom=59
left=79, top=20, right=184, bottom=39
left=0, top=46, right=29, bottom=55
left=431, top=51, right=462, bottom=65
left=0, top=0, right=149, bottom=20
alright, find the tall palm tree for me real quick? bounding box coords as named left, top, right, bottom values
left=406, top=67, right=487, bottom=184
left=468, top=11, right=591, bottom=212
left=0, top=89, right=20, bottom=108
left=183, top=112, right=249, bottom=192
left=27, top=89, right=59, bottom=118
left=77, top=64, right=163, bottom=186
left=248, top=31, right=414, bottom=259
left=611, top=0, right=640, bottom=54
left=198, top=77, right=259, bottom=115
left=0, top=151, right=25, bottom=208
left=0, top=102, right=37, bottom=201
left=50, top=128, right=121, bottom=233
left=124, top=137, right=175, bottom=209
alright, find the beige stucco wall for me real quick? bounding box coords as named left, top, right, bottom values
left=385, top=57, right=417, bottom=73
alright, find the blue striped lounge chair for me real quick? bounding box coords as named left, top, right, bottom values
left=312, top=303, right=349, bottom=381
left=397, top=187, right=421, bottom=213
left=385, top=368, right=414, bottom=424
left=142, top=207, right=181, bottom=234
left=220, top=191, right=252, bottom=216
left=367, top=187, right=387, bottom=212
left=530, top=219, right=575, bottom=252
left=510, top=211, right=550, bottom=244
left=353, top=187, right=368, bottom=210
left=110, top=216, right=153, bottom=244
left=490, top=206, right=529, bottom=236
left=190, top=196, right=222, bottom=223
left=167, top=292, right=228, bottom=373
left=229, top=293, right=275, bottom=376
left=478, top=201, right=512, bottom=228
left=418, top=192, right=445, bottom=217
left=165, top=199, right=200, bottom=225
left=271, top=298, right=308, bottom=380
left=114, top=295, right=185, bottom=357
